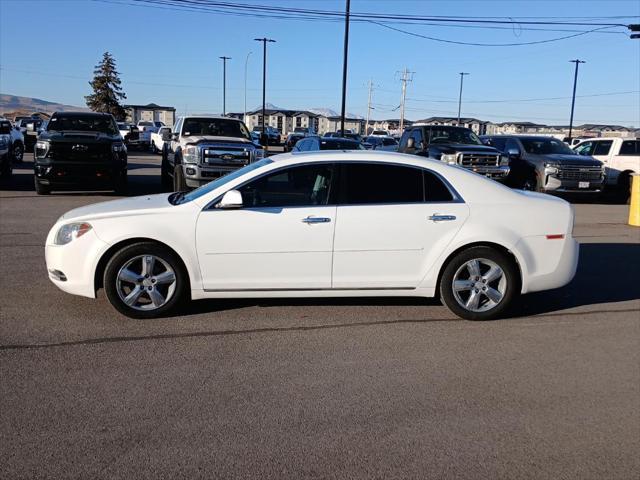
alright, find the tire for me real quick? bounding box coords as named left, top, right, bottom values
left=103, top=242, right=188, bottom=319
left=34, top=177, right=50, bottom=195
left=439, top=246, right=519, bottom=321
left=521, top=173, right=539, bottom=192
left=173, top=165, right=187, bottom=191
left=11, top=142, right=24, bottom=163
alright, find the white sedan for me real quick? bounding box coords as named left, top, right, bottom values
left=45, top=151, right=579, bottom=320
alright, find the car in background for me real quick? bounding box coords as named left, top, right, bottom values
left=34, top=112, right=128, bottom=195
left=324, top=131, right=363, bottom=143
left=252, top=126, right=280, bottom=145
left=0, top=120, right=12, bottom=177
left=117, top=122, right=147, bottom=150
left=150, top=126, right=172, bottom=154
left=399, top=125, right=509, bottom=182
left=284, top=133, right=305, bottom=152
left=573, top=137, right=640, bottom=201
left=15, top=117, right=40, bottom=151
left=0, top=117, right=25, bottom=162
left=363, top=135, right=398, bottom=151
left=162, top=115, right=264, bottom=190
left=369, top=129, right=389, bottom=137
left=292, top=136, right=364, bottom=152
left=482, top=135, right=605, bottom=194
left=136, top=120, right=163, bottom=134
left=45, top=150, right=579, bottom=321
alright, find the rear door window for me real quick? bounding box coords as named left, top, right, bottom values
left=339, top=163, right=424, bottom=204
left=593, top=140, right=613, bottom=156
left=619, top=140, right=639, bottom=155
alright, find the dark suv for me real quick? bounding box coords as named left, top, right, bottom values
left=398, top=125, right=510, bottom=181
left=482, top=135, right=605, bottom=193
left=34, top=112, right=128, bottom=195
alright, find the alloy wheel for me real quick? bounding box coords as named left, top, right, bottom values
left=116, top=254, right=177, bottom=311
left=452, top=258, right=507, bottom=313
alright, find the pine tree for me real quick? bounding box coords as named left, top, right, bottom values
left=85, top=52, right=127, bottom=120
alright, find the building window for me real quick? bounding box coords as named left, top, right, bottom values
left=296, top=117, right=302, bottom=127
left=258, top=116, right=263, bottom=126
left=277, top=116, right=283, bottom=130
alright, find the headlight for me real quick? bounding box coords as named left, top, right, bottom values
left=183, top=145, right=199, bottom=163
left=35, top=140, right=50, bottom=158
left=254, top=148, right=265, bottom=160
left=544, top=163, right=559, bottom=175
left=54, top=222, right=92, bottom=245
left=0, top=136, right=7, bottom=148
left=112, top=142, right=126, bottom=152
left=441, top=154, right=457, bottom=165
left=499, top=155, right=509, bottom=166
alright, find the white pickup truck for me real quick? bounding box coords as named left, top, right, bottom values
left=573, top=137, right=639, bottom=200
left=150, top=126, right=172, bottom=154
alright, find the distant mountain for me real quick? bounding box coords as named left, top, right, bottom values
left=252, top=102, right=285, bottom=111
left=310, top=107, right=363, bottom=119
left=0, top=94, right=88, bottom=116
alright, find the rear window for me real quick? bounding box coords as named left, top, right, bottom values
left=320, top=139, right=364, bottom=150
left=48, top=115, right=118, bottom=135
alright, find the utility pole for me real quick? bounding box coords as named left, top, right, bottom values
left=365, top=79, right=373, bottom=136
left=244, top=51, right=252, bottom=124
left=568, top=59, right=585, bottom=142
left=457, top=72, right=470, bottom=125
left=254, top=37, right=276, bottom=148
left=339, top=0, right=351, bottom=136
left=219, top=56, right=231, bottom=116
left=398, top=68, right=414, bottom=133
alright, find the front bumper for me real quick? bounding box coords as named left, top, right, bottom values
left=181, top=162, right=249, bottom=188
left=543, top=175, right=605, bottom=193
left=463, top=165, right=510, bottom=181
left=34, top=161, right=126, bottom=188
left=45, top=228, right=109, bottom=298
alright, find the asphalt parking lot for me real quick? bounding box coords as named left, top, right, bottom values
left=1, top=152, right=639, bottom=479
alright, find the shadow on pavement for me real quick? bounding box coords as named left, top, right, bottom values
left=515, top=242, right=640, bottom=316
left=182, top=243, right=640, bottom=319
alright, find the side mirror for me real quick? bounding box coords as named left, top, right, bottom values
left=507, top=147, right=521, bottom=159
left=162, top=131, right=172, bottom=141
left=406, top=137, right=415, bottom=149
left=171, top=132, right=179, bottom=141
left=217, top=190, right=243, bottom=209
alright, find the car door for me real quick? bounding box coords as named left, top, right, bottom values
left=331, top=162, right=469, bottom=289
left=195, top=162, right=337, bottom=290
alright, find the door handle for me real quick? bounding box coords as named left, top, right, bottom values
left=429, top=214, right=456, bottom=222
left=302, top=216, right=331, bottom=224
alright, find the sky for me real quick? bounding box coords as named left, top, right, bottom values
left=1, top=0, right=639, bottom=126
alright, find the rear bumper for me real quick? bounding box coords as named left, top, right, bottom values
left=517, top=235, right=579, bottom=294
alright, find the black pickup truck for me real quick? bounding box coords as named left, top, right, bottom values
left=34, top=112, right=128, bottom=195
left=398, top=125, right=510, bottom=181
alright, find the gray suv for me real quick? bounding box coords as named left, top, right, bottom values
left=482, top=135, right=605, bottom=193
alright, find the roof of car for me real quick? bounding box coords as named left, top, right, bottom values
left=179, top=115, right=242, bottom=121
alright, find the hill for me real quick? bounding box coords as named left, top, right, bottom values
left=0, top=94, right=89, bottom=118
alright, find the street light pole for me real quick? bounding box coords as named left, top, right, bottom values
left=254, top=38, right=275, bottom=148
left=244, top=51, right=253, bottom=124
left=219, top=56, right=231, bottom=116
left=457, top=72, right=469, bottom=125
left=568, top=59, right=585, bottom=142
left=339, top=0, right=351, bottom=136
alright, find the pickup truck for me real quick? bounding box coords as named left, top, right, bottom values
left=162, top=115, right=264, bottom=190
left=573, top=137, right=639, bottom=200
left=399, top=124, right=510, bottom=181
left=150, top=126, right=172, bottom=154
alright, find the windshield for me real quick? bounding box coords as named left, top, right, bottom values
left=138, top=121, right=153, bottom=126
left=182, top=118, right=251, bottom=140
left=172, top=158, right=273, bottom=205
left=425, top=127, right=483, bottom=145
left=47, top=115, right=118, bottom=135
left=365, top=136, right=382, bottom=145
left=520, top=138, right=575, bottom=155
